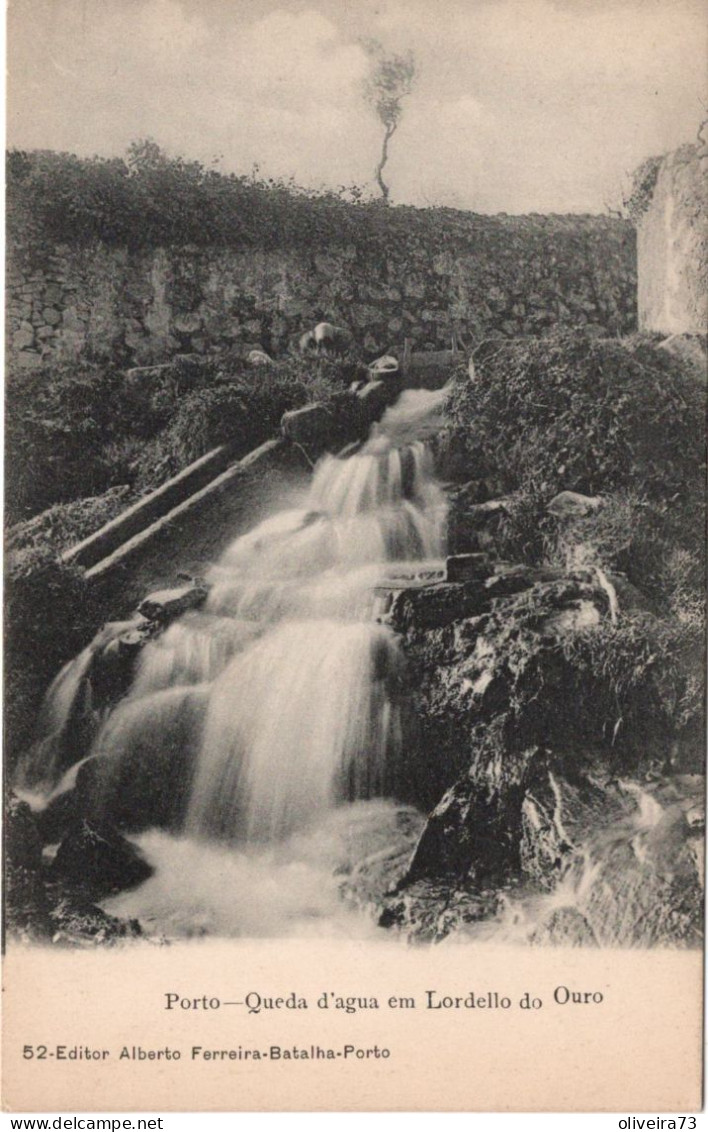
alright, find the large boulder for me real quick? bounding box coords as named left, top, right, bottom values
left=383, top=581, right=491, bottom=633
left=281, top=403, right=336, bottom=447
left=49, top=819, right=153, bottom=900
left=404, top=750, right=537, bottom=886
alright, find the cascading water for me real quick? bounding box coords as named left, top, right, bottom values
left=15, top=381, right=703, bottom=947
left=451, top=779, right=704, bottom=949
left=186, top=619, right=402, bottom=843
left=180, top=388, right=447, bottom=846
left=15, top=619, right=142, bottom=800
left=20, top=387, right=448, bottom=938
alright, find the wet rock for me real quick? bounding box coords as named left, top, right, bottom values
left=281, top=403, right=335, bottom=447
left=90, top=618, right=159, bottom=706
left=49, top=898, right=142, bottom=946
left=4, top=795, right=52, bottom=938
left=111, top=622, right=159, bottom=656
left=49, top=819, right=154, bottom=900
left=376, top=880, right=501, bottom=944
left=368, top=355, right=400, bottom=378
left=519, top=765, right=575, bottom=890
left=463, top=497, right=513, bottom=521
left=547, top=491, right=604, bottom=518
left=484, top=563, right=566, bottom=597
left=299, top=322, right=352, bottom=353
left=336, top=804, right=425, bottom=912
left=539, top=599, right=602, bottom=637
left=355, top=380, right=396, bottom=425
left=138, top=582, right=209, bottom=623
left=18, top=640, right=108, bottom=788
left=578, top=814, right=704, bottom=948
left=313, top=322, right=352, bottom=353
left=529, top=907, right=598, bottom=947
left=446, top=553, right=493, bottom=583
left=34, top=780, right=87, bottom=845
left=398, top=446, right=421, bottom=500
left=384, top=581, right=490, bottom=633
left=405, top=766, right=530, bottom=886
left=324, top=805, right=500, bottom=944
left=517, top=771, right=705, bottom=947
left=5, top=800, right=150, bottom=946
left=448, top=484, right=511, bottom=515
left=445, top=479, right=489, bottom=507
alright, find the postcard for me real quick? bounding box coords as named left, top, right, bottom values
left=3, top=0, right=705, bottom=1115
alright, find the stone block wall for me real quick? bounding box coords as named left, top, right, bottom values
left=7, top=210, right=637, bottom=370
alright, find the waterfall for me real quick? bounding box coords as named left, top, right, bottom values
left=27, top=386, right=448, bottom=862
left=15, top=619, right=140, bottom=795
left=186, top=620, right=402, bottom=842
left=16, top=379, right=700, bottom=947
left=183, top=388, right=447, bottom=844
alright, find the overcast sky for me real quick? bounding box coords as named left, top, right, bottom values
left=7, top=0, right=707, bottom=214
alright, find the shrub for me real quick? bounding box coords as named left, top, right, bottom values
left=445, top=332, right=705, bottom=610
left=6, top=486, right=134, bottom=557
left=4, top=546, right=100, bottom=764
left=554, top=611, right=704, bottom=773
left=5, top=361, right=129, bottom=521
left=7, top=146, right=633, bottom=266
left=447, top=332, right=704, bottom=503
left=130, top=357, right=350, bottom=491
left=7, top=147, right=376, bottom=253
left=5, top=350, right=353, bottom=523
left=624, top=154, right=663, bottom=223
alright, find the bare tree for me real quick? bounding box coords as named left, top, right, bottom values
left=362, top=40, right=417, bottom=204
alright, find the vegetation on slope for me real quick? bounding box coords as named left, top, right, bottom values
left=5, top=351, right=353, bottom=527
left=8, top=145, right=630, bottom=256
left=445, top=331, right=705, bottom=611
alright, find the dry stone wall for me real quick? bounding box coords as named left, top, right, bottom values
left=7, top=210, right=637, bottom=369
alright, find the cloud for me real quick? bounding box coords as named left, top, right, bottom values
left=7, top=0, right=707, bottom=212
left=231, top=9, right=368, bottom=107
left=198, top=7, right=376, bottom=185
left=132, top=0, right=209, bottom=68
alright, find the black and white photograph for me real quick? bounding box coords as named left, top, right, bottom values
left=3, top=0, right=706, bottom=1116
